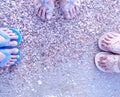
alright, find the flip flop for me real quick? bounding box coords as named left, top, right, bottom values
left=95, top=52, right=120, bottom=73
left=60, top=0, right=80, bottom=18
left=0, top=48, right=21, bottom=67
left=0, top=28, right=22, bottom=48
left=98, top=32, right=120, bottom=54
left=35, top=0, right=54, bottom=20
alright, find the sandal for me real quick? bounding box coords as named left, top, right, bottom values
left=0, top=28, right=22, bottom=48
left=95, top=52, right=120, bottom=73
left=60, top=0, right=80, bottom=19
left=34, top=0, right=54, bottom=20
left=98, top=32, right=120, bottom=54
left=0, top=48, right=21, bottom=67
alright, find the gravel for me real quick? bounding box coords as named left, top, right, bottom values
left=0, top=0, right=120, bottom=97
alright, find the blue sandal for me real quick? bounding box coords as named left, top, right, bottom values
left=0, top=28, right=22, bottom=48
left=0, top=49, right=21, bottom=67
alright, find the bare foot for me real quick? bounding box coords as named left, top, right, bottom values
left=60, top=0, right=80, bottom=19
left=34, top=0, right=55, bottom=20
left=0, top=48, right=19, bottom=67
left=95, top=52, right=120, bottom=73
left=98, top=32, right=120, bottom=54
left=0, top=28, right=18, bottom=47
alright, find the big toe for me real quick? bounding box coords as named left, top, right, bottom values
left=46, top=13, right=53, bottom=20
left=64, top=11, right=71, bottom=19
left=6, top=48, right=19, bottom=54
left=6, top=41, right=18, bottom=47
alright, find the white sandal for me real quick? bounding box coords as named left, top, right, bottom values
left=60, top=0, right=80, bottom=19
left=34, top=0, right=54, bottom=20
left=98, top=32, right=120, bottom=54
left=95, top=52, right=120, bottom=73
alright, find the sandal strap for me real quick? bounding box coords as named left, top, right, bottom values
left=109, top=39, right=120, bottom=54
left=61, top=0, right=80, bottom=12
left=35, top=0, right=54, bottom=13
left=0, top=31, right=10, bottom=47
left=0, top=50, right=10, bottom=67
left=107, top=55, right=120, bottom=73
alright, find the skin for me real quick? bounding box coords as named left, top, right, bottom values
left=60, top=0, right=80, bottom=19
left=35, top=0, right=55, bottom=20
left=0, top=28, right=19, bottom=67
left=0, top=28, right=18, bottom=46
left=97, top=54, right=115, bottom=71
left=0, top=48, right=19, bottom=67
left=35, top=0, right=80, bottom=20
left=100, top=33, right=120, bottom=51
left=97, top=33, right=120, bottom=72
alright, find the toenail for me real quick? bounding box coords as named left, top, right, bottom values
left=12, top=41, right=18, bottom=46
left=46, top=15, right=51, bottom=20
left=12, top=48, right=19, bottom=53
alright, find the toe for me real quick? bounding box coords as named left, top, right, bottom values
left=9, top=48, right=19, bottom=54
left=38, top=8, right=42, bottom=17
left=9, top=35, right=18, bottom=40
left=8, top=32, right=16, bottom=36
left=101, top=43, right=109, bottom=50
left=7, top=62, right=15, bottom=65
left=75, top=6, right=79, bottom=14
left=69, top=7, right=74, bottom=18
left=41, top=7, right=46, bottom=20
left=104, top=37, right=111, bottom=41
left=46, top=12, right=52, bottom=20
left=10, top=59, right=17, bottom=62
left=11, top=55, right=19, bottom=59
left=107, top=34, right=114, bottom=39
left=101, top=40, right=110, bottom=45
left=6, top=48, right=19, bottom=54
left=6, top=41, right=18, bottom=47
left=64, top=11, right=71, bottom=19
left=98, top=61, right=105, bottom=67
left=72, top=7, right=76, bottom=17
left=98, top=60, right=105, bottom=66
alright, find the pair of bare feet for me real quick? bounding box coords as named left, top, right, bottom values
left=34, top=0, right=80, bottom=20
left=95, top=32, right=120, bottom=73
left=0, top=28, right=22, bottom=67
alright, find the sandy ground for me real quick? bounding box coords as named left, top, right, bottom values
left=0, top=0, right=120, bottom=97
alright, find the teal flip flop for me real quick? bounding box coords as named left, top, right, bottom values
left=0, top=28, right=22, bottom=48
left=0, top=49, right=21, bottom=67
left=9, top=28, right=22, bottom=45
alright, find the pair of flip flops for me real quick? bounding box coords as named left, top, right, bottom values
left=0, top=28, right=22, bottom=67
left=95, top=32, right=120, bottom=73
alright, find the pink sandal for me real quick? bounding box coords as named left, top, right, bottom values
left=95, top=52, right=120, bottom=73
left=98, top=32, right=120, bottom=54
